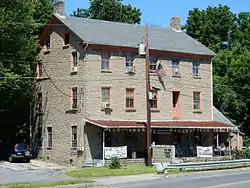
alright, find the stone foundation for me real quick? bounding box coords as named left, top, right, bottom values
left=105, top=158, right=145, bottom=166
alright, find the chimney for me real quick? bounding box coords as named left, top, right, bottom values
left=170, top=16, right=182, bottom=31
left=53, top=1, right=66, bottom=17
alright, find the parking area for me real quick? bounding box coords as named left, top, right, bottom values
left=0, top=160, right=75, bottom=184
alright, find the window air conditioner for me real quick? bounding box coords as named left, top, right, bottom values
left=102, top=102, right=111, bottom=108
left=172, top=68, right=179, bottom=75
left=72, top=66, right=78, bottom=72
left=126, top=66, right=135, bottom=73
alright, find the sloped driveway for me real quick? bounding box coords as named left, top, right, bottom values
left=0, top=160, right=74, bottom=184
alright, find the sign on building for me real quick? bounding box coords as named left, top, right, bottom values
left=104, top=146, right=127, bottom=159
left=196, top=146, right=213, bottom=157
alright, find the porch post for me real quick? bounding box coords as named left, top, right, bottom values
left=216, top=132, right=219, bottom=148
left=102, top=129, right=105, bottom=166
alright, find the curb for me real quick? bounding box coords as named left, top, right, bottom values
left=42, top=183, right=103, bottom=188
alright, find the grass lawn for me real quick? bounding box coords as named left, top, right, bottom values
left=65, top=165, right=180, bottom=178
left=0, top=180, right=94, bottom=188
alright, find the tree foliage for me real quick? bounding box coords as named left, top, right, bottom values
left=71, top=0, right=142, bottom=24
left=0, top=0, right=53, bottom=155
left=184, top=5, right=250, bottom=134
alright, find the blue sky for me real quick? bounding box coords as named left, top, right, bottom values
left=65, top=0, right=249, bottom=28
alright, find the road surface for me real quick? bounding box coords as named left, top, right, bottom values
left=1, top=161, right=250, bottom=188
left=92, top=169, right=250, bottom=188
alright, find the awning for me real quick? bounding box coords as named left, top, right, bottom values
left=85, top=119, right=234, bottom=130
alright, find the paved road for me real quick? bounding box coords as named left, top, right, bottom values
left=1, top=161, right=250, bottom=188
left=92, top=169, right=250, bottom=188
left=0, top=160, right=73, bottom=184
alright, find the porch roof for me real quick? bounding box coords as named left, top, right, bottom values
left=85, top=119, right=234, bottom=129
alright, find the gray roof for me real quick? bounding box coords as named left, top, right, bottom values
left=213, top=106, right=234, bottom=126
left=54, top=14, right=216, bottom=56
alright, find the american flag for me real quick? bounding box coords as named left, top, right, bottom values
left=156, top=63, right=166, bottom=77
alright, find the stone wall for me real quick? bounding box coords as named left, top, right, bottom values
left=105, top=158, right=145, bottom=166
left=152, top=145, right=174, bottom=163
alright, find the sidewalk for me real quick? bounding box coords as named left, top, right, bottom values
left=30, top=159, right=75, bottom=170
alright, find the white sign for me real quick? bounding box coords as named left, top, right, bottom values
left=104, top=146, right=127, bottom=159
left=196, top=146, right=213, bottom=157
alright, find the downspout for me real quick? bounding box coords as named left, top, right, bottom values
left=211, top=56, right=216, bottom=121
left=81, top=43, right=89, bottom=164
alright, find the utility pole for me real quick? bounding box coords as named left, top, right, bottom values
left=145, top=25, right=152, bottom=166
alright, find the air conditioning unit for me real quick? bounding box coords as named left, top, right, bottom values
left=72, top=66, right=78, bottom=72
left=126, top=66, right=135, bottom=73
left=102, top=102, right=110, bottom=109
left=77, top=147, right=84, bottom=151
left=172, top=68, right=179, bottom=75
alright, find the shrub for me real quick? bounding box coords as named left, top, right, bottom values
left=231, top=149, right=244, bottom=159
left=109, top=157, right=121, bottom=169
left=243, top=148, right=250, bottom=159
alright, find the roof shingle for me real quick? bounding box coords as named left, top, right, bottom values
left=55, top=14, right=216, bottom=56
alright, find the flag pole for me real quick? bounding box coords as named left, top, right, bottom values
left=145, top=25, right=152, bottom=166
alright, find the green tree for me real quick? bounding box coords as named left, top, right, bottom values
left=0, top=0, right=36, bottom=148
left=71, top=0, right=142, bottom=24
left=0, top=0, right=54, bottom=156
left=184, top=5, right=236, bottom=52
left=184, top=5, right=250, bottom=135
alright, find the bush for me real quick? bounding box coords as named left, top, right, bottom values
left=109, top=157, right=121, bottom=169
left=243, top=148, right=250, bottom=159
left=231, top=149, right=244, bottom=159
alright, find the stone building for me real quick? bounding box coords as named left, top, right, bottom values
left=33, top=1, right=238, bottom=166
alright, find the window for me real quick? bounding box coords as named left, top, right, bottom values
left=125, top=53, right=134, bottom=72
left=172, top=91, right=180, bottom=108
left=126, top=88, right=135, bottom=108
left=47, top=127, right=52, bottom=148
left=72, top=51, right=77, bottom=69
left=101, top=52, right=111, bottom=70
left=37, top=63, right=42, bottom=77
left=102, top=87, right=110, bottom=105
left=36, top=92, right=42, bottom=113
left=71, top=87, right=77, bottom=109
left=37, top=127, right=42, bottom=148
left=193, top=91, right=201, bottom=110
left=172, top=60, right=180, bottom=75
left=72, top=126, right=77, bottom=148
left=192, top=61, right=200, bottom=76
left=150, top=57, right=157, bottom=71
left=45, top=37, right=50, bottom=50
left=150, top=90, right=158, bottom=108
left=64, top=33, right=69, bottom=45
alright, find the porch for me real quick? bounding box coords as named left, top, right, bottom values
left=83, top=119, right=235, bottom=165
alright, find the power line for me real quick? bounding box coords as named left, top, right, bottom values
left=1, top=72, right=249, bottom=91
